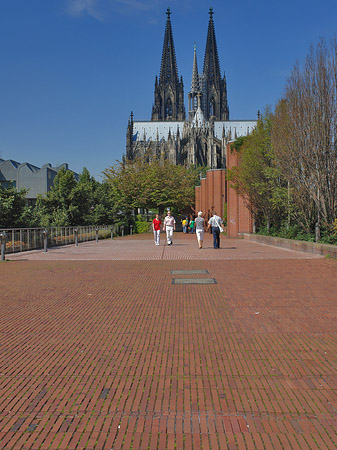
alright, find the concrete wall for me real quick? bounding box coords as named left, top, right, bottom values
left=240, top=233, right=337, bottom=258
left=0, top=160, right=21, bottom=186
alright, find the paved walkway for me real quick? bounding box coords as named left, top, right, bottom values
left=0, top=233, right=336, bottom=449
left=7, top=233, right=322, bottom=261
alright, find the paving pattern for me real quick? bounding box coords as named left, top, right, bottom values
left=7, top=233, right=322, bottom=261
left=0, top=233, right=336, bottom=449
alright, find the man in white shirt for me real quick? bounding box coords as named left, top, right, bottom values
left=163, top=210, right=176, bottom=245
left=206, top=211, right=223, bottom=249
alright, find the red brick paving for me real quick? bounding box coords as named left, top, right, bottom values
left=0, top=233, right=336, bottom=449
left=7, top=232, right=322, bottom=261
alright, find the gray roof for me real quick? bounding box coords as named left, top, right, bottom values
left=0, top=159, right=77, bottom=198
left=132, top=119, right=257, bottom=142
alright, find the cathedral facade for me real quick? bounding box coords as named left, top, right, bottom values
left=126, top=8, right=256, bottom=169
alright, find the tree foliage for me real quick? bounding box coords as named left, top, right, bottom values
left=229, top=39, right=337, bottom=242
left=227, top=109, right=289, bottom=230
left=103, top=154, right=200, bottom=214
left=272, top=38, right=337, bottom=234
left=34, top=167, right=115, bottom=227
left=0, top=186, right=30, bottom=228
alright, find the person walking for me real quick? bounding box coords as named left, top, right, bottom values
left=195, top=211, right=205, bottom=249
left=163, top=210, right=176, bottom=245
left=206, top=211, right=223, bottom=249
left=182, top=217, right=188, bottom=233
left=152, top=214, right=162, bottom=246
left=189, top=217, right=195, bottom=234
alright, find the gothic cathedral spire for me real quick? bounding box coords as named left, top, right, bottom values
left=202, top=8, right=229, bottom=120
left=188, top=43, right=201, bottom=119
left=151, top=8, right=185, bottom=121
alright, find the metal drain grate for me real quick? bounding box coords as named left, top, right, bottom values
left=170, top=270, right=209, bottom=275
left=172, top=278, right=217, bottom=285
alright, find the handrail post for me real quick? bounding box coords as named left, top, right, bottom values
left=111, top=225, right=114, bottom=240
left=42, top=229, right=48, bottom=252
left=74, top=228, right=78, bottom=247
left=0, top=232, right=7, bottom=261
left=95, top=227, right=99, bottom=243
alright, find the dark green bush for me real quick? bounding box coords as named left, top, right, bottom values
left=135, top=220, right=151, bottom=234
left=257, top=224, right=315, bottom=242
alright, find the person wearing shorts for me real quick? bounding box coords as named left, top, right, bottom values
left=163, top=210, right=176, bottom=245
left=195, top=211, right=205, bottom=249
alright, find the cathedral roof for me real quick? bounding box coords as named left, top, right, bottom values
left=192, top=106, right=205, bottom=128
left=132, top=120, right=257, bottom=142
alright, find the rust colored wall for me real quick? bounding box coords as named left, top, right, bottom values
left=226, top=142, right=253, bottom=237
left=195, top=186, right=201, bottom=215
left=195, top=169, right=226, bottom=221
left=194, top=143, right=253, bottom=236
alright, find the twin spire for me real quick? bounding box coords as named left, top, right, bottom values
left=203, top=7, right=222, bottom=87
left=151, top=8, right=185, bottom=121
left=152, top=8, right=229, bottom=122
left=159, top=8, right=179, bottom=86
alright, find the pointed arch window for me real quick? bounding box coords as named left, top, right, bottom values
left=159, top=98, right=163, bottom=120
left=165, top=98, right=173, bottom=118
left=210, top=98, right=215, bottom=117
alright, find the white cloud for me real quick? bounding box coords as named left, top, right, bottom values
left=66, top=0, right=180, bottom=21
left=114, top=0, right=166, bottom=12
left=66, top=0, right=105, bottom=21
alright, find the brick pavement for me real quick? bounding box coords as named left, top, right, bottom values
left=7, top=232, right=322, bottom=261
left=0, top=233, right=336, bottom=449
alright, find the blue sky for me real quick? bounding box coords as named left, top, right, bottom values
left=1, top=0, right=336, bottom=179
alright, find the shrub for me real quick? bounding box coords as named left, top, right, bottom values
left=257, top=224, right=315, bottom=242
left=98, top=230, right=111, bottom=240
left=133, top=215, right=150, bottom=234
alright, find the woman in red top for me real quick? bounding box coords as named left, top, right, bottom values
left=152, top=214, right=162, bottom=246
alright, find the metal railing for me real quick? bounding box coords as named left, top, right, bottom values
left=0, top=223, right=142, bottom=259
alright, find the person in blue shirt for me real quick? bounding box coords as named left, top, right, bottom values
left=206, top=211, right=223, bottom=249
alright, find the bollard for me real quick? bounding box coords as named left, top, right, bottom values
left=130, top=225, right=133, bottom=236
left=42, top=229, right=48, bottom=252
left=74, top=228, right=78, bottom=247
left=95, top=227, right=99, bottom=243
left=121, top=225, right=124, bottom=237
left=0, top=231, right=7, bottom=262
left=315, top=222, right=321, bottom=242
left=111, top=225, right=114, bottom=240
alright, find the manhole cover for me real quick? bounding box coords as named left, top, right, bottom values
left=170, top=270, right=209, bottom=274
left=172, top=278, right=217, bottom=285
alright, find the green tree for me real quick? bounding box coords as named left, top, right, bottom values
left=34, top=167, right=78, bottom=226
left=103, top=155, right=200, bottom=215
left=90, top=181, right=115, bottom=225
left=227, top=109, right=289, bottom=231
left=0, top=186, right=29, bottom=228
left=34, top=167, right=114, bottom=227
left=272, top=39, right=337, bottom=237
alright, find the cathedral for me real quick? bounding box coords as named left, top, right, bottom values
left=126, top=8, right=256, bottom=169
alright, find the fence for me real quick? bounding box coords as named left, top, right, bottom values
left=0, top=224, right=135, bottom=255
